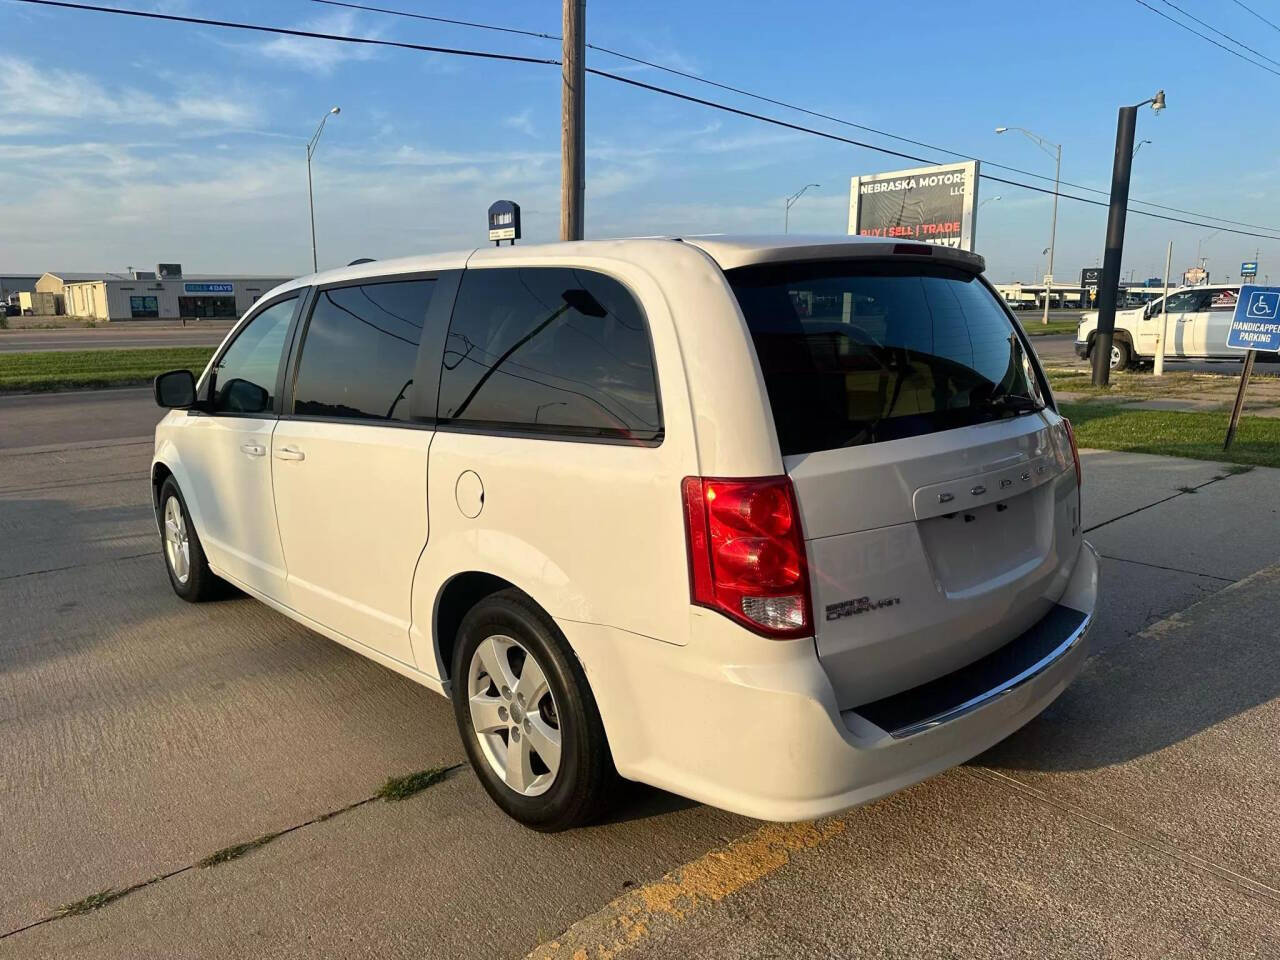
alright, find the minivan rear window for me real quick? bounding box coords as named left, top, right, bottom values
left=727, top=259, right=1046, bottom=456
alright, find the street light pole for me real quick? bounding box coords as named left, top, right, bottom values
left=306, top=106, right=341, bottom=273
left=1091, top=90, right=1165, bottom=387
left=784, top=183, right=820, bottom=233
left=996, top=125, right=1060, bottom=325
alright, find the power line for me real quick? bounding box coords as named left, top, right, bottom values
left=9, top=0, right=560, bottom=66
left=312, top=0, right=1280, bottom=234
left=1131, top=0, right=1280, bottom=77
left=586, top=68, right=1280, bottom=240
left=1228, top=0, right=1280, bottom=35
left=14, top=0, right=1280, bottom=241
left=1153, top=0, right=1280, bottom=69
left=313, top=0, right=556, bottom=42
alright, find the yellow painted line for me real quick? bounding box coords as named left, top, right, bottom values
left=525, top=817, right=849, bottom=960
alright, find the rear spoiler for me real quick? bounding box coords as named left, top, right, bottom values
left=692, top=239, right=986, bottom=276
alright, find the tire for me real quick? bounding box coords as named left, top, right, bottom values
left=158, top=477, right=221, bottom=602
left=1109, top=339, right=1132, bottom=371
left=451, top=589, right=615, bottom=831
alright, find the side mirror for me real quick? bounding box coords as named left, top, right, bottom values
left=220, top=378, right=270, bottom=414
left=154, top=369, right=196, bottom=408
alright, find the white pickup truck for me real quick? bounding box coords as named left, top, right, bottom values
left=1075, top=285, right=1244, bottom=369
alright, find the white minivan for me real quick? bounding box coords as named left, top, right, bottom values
left=152, top=236, right=1098, bottom=831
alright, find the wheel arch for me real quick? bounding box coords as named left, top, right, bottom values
left=432, top=571, right=528, bottom=692
left=150, top=445, right=207, bottom=541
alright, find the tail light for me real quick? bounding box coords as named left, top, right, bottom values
left=1063, top=417, right=1082, bottom=488
left=681, top=476, right=812, bottom=638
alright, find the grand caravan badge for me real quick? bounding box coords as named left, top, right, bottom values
left=825, top=596, right=902, bottom=621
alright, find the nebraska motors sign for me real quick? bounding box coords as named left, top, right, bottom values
left=847, top=161, right=979, bottom=251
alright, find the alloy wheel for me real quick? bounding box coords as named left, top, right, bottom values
left=466, top=634, right=562, bottom=797
left=163, top=496, right=190, bottom=584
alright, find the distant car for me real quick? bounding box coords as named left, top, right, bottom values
left=150, top=235, right=1097, bottom=830
left=3, top=302, right=19, bottom=317
left=1076, top=285, right=1244, bottom=369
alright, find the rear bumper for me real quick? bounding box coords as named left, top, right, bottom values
left=562, top=541, right=1099, bottom=822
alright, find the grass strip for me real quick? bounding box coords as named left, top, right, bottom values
left=1060, top=402, right=1280, bottom=468
left=1016, top=319, right=1079, bottom=336
left=0, top=347, right=215, bottom=392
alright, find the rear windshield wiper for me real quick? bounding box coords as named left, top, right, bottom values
left=976, top=393, right=1043, bottom=415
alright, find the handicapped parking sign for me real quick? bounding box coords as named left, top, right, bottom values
left=1227, top=285, right=1280, bottom=352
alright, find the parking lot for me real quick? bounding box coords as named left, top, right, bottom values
left=3, top=390, right=1280, bottom=958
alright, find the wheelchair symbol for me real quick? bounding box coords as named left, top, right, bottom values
left=1247, top=292, right=1278, bottom=318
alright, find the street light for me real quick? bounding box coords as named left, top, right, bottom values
left=306, top=106, right=341, bottom=273
left=1196, top=229, right=1222, bottom=272
left=978, top=195, right=1002, bottom=210
left=1091, top=90, right=1165, bottom=387
left=996, top=125, right=1061, bottom=325
left=1133, top=139, right=1152, bottom=158
left=784, top=183, right=819, bottom=234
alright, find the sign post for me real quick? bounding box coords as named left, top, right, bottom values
left=1224, top=283, right=1280, bottom=449
left=1154, top=241, right=1173, bottom=376
left=487, top=200, right=521, bottom=246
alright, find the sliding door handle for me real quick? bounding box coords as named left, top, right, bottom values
left=239, top=442, right=266, bottom=457
left=275, top=445, right=306, bottom=462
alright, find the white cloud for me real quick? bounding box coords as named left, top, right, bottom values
left=0, top=58, right=257, bottom=129
left=503, top=108, right=537, bottom=138
left=256, top=10, right=380, bottom=75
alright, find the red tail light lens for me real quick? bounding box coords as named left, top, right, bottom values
left=682, top=476, right=812, bottom=638
left=1063, top=417, right=1082, bottom=488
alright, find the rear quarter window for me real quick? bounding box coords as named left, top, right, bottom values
left=436, top=267, right=662, bottom=442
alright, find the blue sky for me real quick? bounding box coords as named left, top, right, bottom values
left=2, top=0, right=1279, bottom=283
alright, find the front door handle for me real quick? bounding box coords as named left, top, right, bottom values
left=239, top=442, right=266, bottom=457
left=275, top=445, right=306, bottom=462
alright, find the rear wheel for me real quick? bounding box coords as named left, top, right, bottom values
left=451, top=589, right=615, bottom=831
left=158, top=477, right=221, bottom=602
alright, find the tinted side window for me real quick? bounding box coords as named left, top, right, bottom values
left=292, top=279, right=434, bottom=422
left=212, top=295, right=297, bottom=414
left=437, top=268, right=661, bottom=441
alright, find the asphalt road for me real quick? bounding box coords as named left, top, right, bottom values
left=3, top=389, right=1278, bottom=958
left=0, top=323, right=233, bottom=353
left=1029, top=332, right=1272, bottom=376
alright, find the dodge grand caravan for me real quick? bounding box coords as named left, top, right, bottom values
left=151, top=236, right=1098, bottom=831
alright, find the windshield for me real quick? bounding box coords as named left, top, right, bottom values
left=728, top=259, right=1047, bottom=456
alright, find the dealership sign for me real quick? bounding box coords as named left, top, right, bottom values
left=183, top=282, right=234, bottom=294
left=847, top=160, right=979, bottom=251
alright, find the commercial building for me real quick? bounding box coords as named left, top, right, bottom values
left=1, top=275, right=39, bottom=303
left=35, top=266, right=292, bottom=321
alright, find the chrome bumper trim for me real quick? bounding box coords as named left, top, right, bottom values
left=887, top=608, right=1092, bottom=740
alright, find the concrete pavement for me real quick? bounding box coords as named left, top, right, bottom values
left=2, top=389, right=1278, bottom=958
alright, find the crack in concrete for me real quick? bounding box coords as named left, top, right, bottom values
left=1098, top=553, right=1236, bottom=583
left=0, top=764, right=462, bottom=941
left=0, top=551, right=156, bottom=583
left=1083, top=470, right=1238, bottom=534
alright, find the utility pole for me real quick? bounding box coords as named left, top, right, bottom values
left=560, top=0, right=586, bottom=242
left=1092, top=90, right=1165, bottom=386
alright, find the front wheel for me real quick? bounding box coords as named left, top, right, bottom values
left=451, top=590, right=616, bottom=831
left=1109, top=339, right=1132, bottom=371
left=158, top=477, right=221, bottom=602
